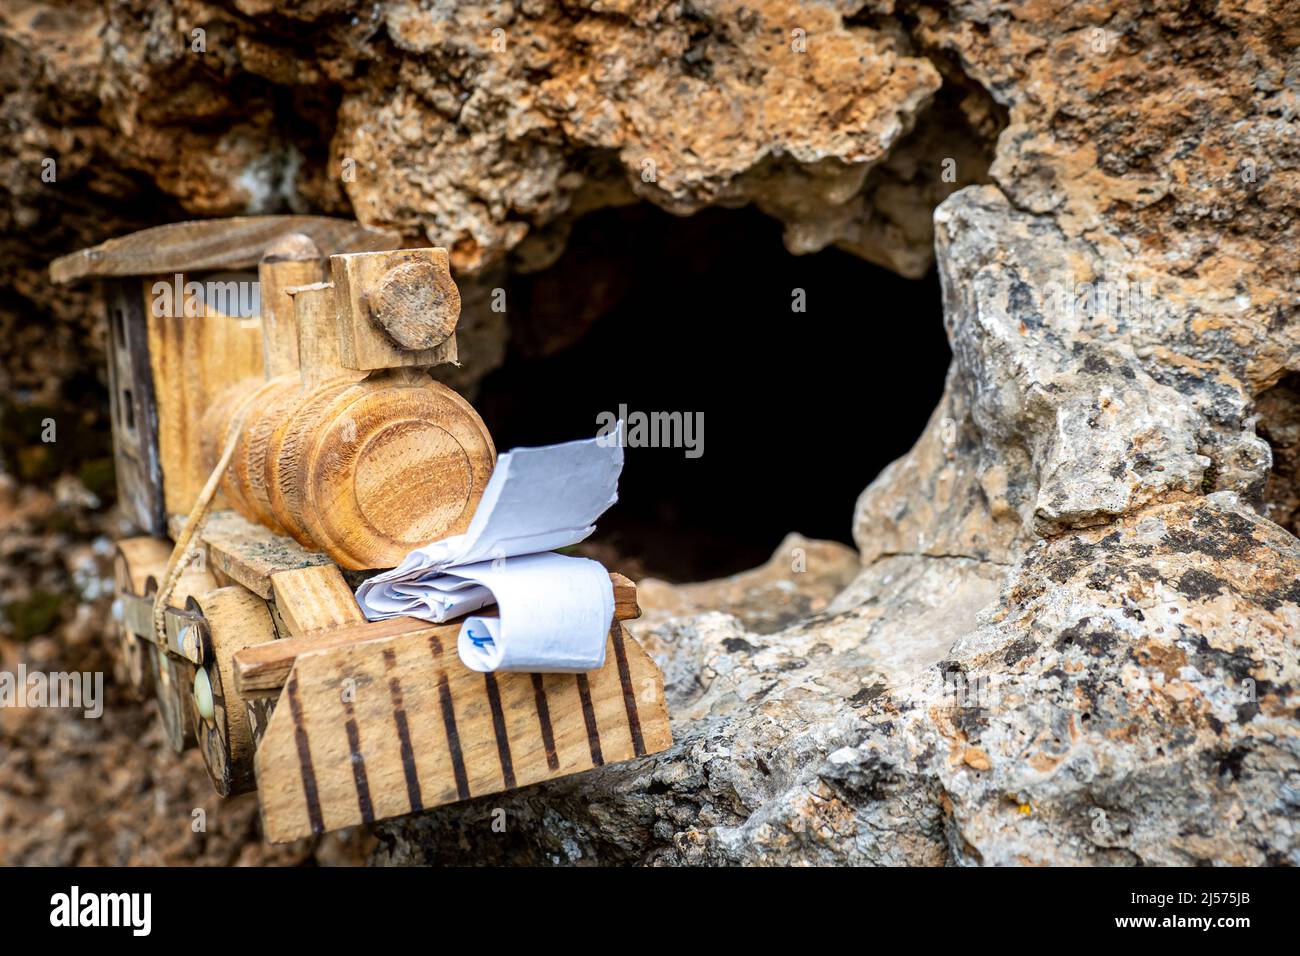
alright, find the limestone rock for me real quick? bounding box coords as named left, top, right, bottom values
left=637, top=533, right=859, bottom=636
left=374, top=0, right=1300, bottom=864
left=927, top=494, right=1300, bottom=865
left=341, top=0, right=946, bottom=272
left=377, top=494, right=1298, bottom=866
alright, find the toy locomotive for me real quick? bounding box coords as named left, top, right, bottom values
left=51, top=217, right=671, bottom=843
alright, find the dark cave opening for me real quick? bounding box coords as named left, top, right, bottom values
left=473, top=203, right=952, bottom=582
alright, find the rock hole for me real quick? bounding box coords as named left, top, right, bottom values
left=1255, top=371, right=1300, bottom=536
left=471, top=203, right=951, bottom=582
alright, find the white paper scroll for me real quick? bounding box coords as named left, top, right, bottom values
left=354, top=429, right=623, bottom=672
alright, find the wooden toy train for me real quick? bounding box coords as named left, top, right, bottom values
left=50, top=217, right=672, bottom=843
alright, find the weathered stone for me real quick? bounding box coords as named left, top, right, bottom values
left=338, top=0, right=947, bottom=272
left=637, top=533, right=859, bottom=637
left=377, top=495, right=1298, bottom=866
left=374, top=0, right=1300, bottom=863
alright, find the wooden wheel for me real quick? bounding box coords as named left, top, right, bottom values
left=142, top=618, right=194, bottom=754
left=144, top=567, right=215, bottom=754
left=187, top=585, right=277, bottom=796
left=111, top=537, right=170, bottom=699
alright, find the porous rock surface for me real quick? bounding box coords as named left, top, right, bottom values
left=1, top=0, right=1297, bottom=865
left=374, top=1, right=1300, bottom=865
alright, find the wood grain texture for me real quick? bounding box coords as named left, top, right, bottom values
left=164, top=600, right=208, bottom=665
left=198, top=381, right=256, bottom=511
left=610, top=572, right=642, bottom=621
left=290, top=282, right=363, bottom=391
left=235, top=616, right=448, bottom=694
left=115, top=537, right=173, bottom=597
left=233, top=571, right=640, bottom=694
left=270, top=565, right=366, bottom=637
left=244, top=689, right=281, bottom=751
left=222, top=375, right=301, bottom=533
left=298, top=373, right=496, bottom=569
left=205, top=370, right=492, bottom=568
left=329, top=249, right=458, bottom=371
left=172, top=509, right=332, bottom=600
left=112, top=537, right=172, bottom=698
left=255, top=622, right=671, bottom=843
left=148, top=278, right=266, bottom=515
left=202, top=382, right=262, bottom=521
left=263, top=377, right=360, bottom=547
left=50, top=216, right=402, bottom=285
left=364, top=257, right=459, bottom=350
left=259, top=241, right=325, bottom=378
left=148, top=643, right=196, bottom=755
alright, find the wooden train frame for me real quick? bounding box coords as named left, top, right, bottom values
left=52, top=217, right=672, bottom=843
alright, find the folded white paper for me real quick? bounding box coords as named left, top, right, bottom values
left=354, top=430, right=624, bottom=673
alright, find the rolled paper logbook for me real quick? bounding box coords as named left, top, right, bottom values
left=354, top=428, right=624, bottom=672
left=453, top=553, right=614, bottom=672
